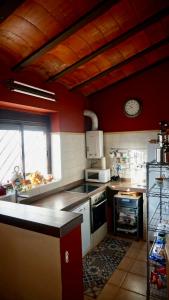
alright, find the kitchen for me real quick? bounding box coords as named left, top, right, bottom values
left=0, top=1, right=169, bottom=300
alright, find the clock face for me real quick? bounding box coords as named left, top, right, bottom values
left=124, top=99, right=141, bottom=117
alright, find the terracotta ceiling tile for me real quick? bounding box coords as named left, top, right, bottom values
left=116, top=37, right=137, bottom=59
left=112, top=0, right=137, bottom=29
left=102, top=47, right=124, bottom=65
left=145, top=21, right=167, bottom=44
left=145, top=43, right=169, bottom=64
left=15, top=1, right=60, bottom=37
left=108, top=68, right=125, bottom=80
left=59, top=63, right=100, bottom=88
left=0, top=47, right=19, bottom=68
left=35, top=0, right=101, bottom=27
left=93, top=11, right=121, bottom=42
left=32, top=53, right=66, bottom=77
left=129, top=0, right=169, bottom=21
left=62, top=34, right=92, bottom=58
left=90, top=55, right=113, bottom=71
left=161, top=15, right=169, bottom=35
left=122, top=57, right=146, bottom=75
left=77, top=23, right=107, bottom=51
left=0, top=30, right=32, bottom=60
left=57, top=75, right=79, bottom=87
left=48, top=44, right=78, bottom=64
left=132, top=31, right=151, bottom=52
left=0, top=15, right=47, bottom=50
left=79, top=62, right=100, bottom=76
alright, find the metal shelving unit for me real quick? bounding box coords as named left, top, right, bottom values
left=146, top=161, right=169, bottom=300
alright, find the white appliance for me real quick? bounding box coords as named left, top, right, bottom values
left=85, top=168, right=110, bottom=183
left=86, top=130, right=103, bottom=158
left=71, top=201, right=91, bottom=257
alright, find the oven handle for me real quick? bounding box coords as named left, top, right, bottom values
left=92, top=199, right=107, bottom=208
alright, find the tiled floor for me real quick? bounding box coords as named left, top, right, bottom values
left=84, top=239, right=147, bottom=300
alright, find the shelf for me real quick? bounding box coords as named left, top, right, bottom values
left=146, top=161, right=169, bottom=168
left=149, top=284, right=168, bottom=300
left=148, top=243, right=167, bottom=299
left=148, top=201, right=169, bottom=233
left=147, top=184, right=169, bottom=198
left=147, top=161, right=169, bottom=300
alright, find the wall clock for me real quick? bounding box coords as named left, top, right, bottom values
left=123, top=99, right=142, bottom=118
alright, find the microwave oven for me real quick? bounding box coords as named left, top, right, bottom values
left=85, top=168, right=110, bottom=183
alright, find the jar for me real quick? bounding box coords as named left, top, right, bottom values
left=0, top=184, right=6, bottom=196
left=163, top=146, right=169, bottom=163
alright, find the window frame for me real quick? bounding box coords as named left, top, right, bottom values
left=0, top=110, right=51, bottom=181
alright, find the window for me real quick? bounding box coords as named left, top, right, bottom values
left=0, top=125, right=22, bottom=184
left=23, top=125, right=48, bottom=175
left=0, top=111, right=51, bottom=185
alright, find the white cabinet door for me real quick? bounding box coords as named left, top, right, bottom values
left=81, top=201, right=91, bottom=256
left=71, top=201, right=91, bottom=257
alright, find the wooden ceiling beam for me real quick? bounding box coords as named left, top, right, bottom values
left=87, top=56, right=169, bottom=97
left=48, top=7, right=169, bottom=82
left=12, top=0, right=119, bottom=71
left=71, top=37, right=169, bottom=90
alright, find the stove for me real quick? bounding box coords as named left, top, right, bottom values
left=67, top=183, right=99, bottom=193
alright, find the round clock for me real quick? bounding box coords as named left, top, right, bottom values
left=124, top=99, right=142, bottom=118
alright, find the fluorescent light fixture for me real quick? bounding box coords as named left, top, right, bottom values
left=7, top=79, right=56, bottom=102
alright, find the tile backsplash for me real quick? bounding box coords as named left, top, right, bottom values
left=104, top=130, right=158, bottom=182
left=51, top=132, right=87, bottom=187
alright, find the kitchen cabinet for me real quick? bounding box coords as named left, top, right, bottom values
left=0, top=201, right=84, bottom=300
left=86, top=130, right=103, bottom=158
left=0, top=222, right=83, bottom=300
left=71, top=200, right=91, bottom=256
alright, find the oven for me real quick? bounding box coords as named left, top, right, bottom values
left=90, top=190, right=107, bottom=233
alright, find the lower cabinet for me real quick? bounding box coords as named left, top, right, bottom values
left=71, top=200, right=91, bottom=256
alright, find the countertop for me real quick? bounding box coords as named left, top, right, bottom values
left=0, top=201, right=83, bottom=237
left=0, top=180, right=146, bottom=238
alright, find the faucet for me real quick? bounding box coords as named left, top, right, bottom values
left=15, top=189, right=30, bottom=203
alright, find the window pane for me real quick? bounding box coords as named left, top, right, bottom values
left=23, top=126, right=48, bottom=176
left=0, top=126, right=22, bottom=184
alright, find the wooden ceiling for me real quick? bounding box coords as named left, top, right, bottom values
left=0, top=0, right=169, bottom=96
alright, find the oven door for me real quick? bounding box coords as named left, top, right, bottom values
left=91, top=198, right=107, bottom=233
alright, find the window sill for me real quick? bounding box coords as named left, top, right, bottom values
left=0, top=179, right=61, bottom=202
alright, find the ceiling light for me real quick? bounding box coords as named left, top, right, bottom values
left=7, top=79, right=56, bottom=102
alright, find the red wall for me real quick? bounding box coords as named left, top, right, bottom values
left=0, top=70, right=87, bottom=133
left=88, top=61, right=169, bottom=132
